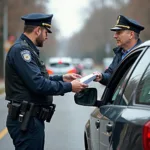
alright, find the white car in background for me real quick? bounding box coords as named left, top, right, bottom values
left=82, top=58, right=94, bottom=69
left=46, top=57, right=77, bottom=75
left=102, top=57, right=113, bottom=71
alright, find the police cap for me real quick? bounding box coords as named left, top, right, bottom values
left=110, top=15, right=144, bottom=33
left=21, top=13, right=53, bottom=33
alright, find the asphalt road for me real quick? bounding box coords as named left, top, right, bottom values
left=0, top=68, right=105, bottom=150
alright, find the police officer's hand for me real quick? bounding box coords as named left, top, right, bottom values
left=93, top=72, right=102, bottom=82
left=71, top=80, right=88, bottom=93
left=63, top=73, right=82, bottom=82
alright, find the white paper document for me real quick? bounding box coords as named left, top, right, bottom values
left=80, top=74, right=97, bottom=84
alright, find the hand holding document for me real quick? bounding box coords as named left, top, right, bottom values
left=79, top=73, right=97, bottom=84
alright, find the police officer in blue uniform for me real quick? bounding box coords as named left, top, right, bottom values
left=94, top=15, right=144, bottom=85
left=5, top=13, right=88, bottom=150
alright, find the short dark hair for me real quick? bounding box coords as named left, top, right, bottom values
left=126, top=30, right=139, bottom=40
left=23, top=25, right=37, bottom=33
left=24, top=25, right=46, bottom=33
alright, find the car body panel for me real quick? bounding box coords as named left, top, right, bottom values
left=90, top=108, right=101, bottom=150
left=114, top=107, right=150, bottom=150
left=99, top=105, right=126, bottom=150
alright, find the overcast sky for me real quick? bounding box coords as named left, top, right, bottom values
left=48, top=0, right=90, bottom=39
left=48, top=0, right=129, bottom=39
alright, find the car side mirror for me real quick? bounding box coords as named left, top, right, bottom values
left=74, top=88, right=97, bottom=106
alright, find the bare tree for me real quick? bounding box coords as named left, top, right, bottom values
left=0, top=0, right=58, bottom=78
left=122, top=0, right=150, bottom=40
left=67, top=6, right=119, bottom=63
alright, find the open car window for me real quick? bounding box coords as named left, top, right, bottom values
left=112, top=66, right=132, bottom=105
left=101, top=47, right=146, bottom=106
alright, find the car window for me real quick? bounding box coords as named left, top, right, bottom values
left=112, top=67, right=131, bottom=105
left=101, top=47, right=146, bottom=106
left=121, top=48, right=150, bottom=105
left=136, top=64, right=150, bottom=105
left=111, top=47, right=149, bottom=106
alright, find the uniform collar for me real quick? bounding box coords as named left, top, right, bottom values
left=122, top=39, right=142, bottom=54
left=20, top=33, right=40, bottom=56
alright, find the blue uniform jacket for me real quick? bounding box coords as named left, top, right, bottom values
left=100, top=39, right=142, bottom=86
left=7, top=34, right=72, bottom=95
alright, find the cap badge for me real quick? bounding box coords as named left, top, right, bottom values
left=116, top=16, right=120, bottom=25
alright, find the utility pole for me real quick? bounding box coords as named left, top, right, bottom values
left=3, top=0, right=8, bottom=78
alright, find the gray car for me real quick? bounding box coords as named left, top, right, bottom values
left=74, top=40, right=150, bottom=150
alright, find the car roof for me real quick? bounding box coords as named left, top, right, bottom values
left=122, top=40, right=150, bottom=60
left=136, top=40, right=150, bottom=49
left=49, top=57, right=72, bottom=64
left=83, top=58, right=93, bottom=61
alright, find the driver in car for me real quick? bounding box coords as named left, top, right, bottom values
left=94, top=15, right=144, bottom=86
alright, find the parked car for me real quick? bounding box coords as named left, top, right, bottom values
left=72, top=58, right=84, bottom=75
left=102, top=57, right=113, bottom=71
left=82, top=58, right=94, bottom=69
left=46, top=57, right=77, bottom=75
left=74, top=40, right=150, bottom=150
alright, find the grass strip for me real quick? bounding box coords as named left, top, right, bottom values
left=0, top=88, right=5, bottom=95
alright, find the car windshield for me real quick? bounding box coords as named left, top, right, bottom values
left=50, top=63, right=70, bottom=68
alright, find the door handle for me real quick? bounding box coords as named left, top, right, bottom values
left=95, top=120, right=100, bottom=129
left=106, top=122, right=113, bottom=133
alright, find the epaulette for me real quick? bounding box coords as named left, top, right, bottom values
left=20, top=40, right=30, bottom=49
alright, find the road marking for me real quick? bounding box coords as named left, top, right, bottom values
left=0, top=128, right=8, bottom=140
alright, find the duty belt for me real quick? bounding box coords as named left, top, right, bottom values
left=7, top=102, right=41, bottom=117
left=7, top=101, right=56, bottom=131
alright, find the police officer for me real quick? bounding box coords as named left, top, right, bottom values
left=94, top=15, right=144, bottom=85
left=5, top=13, right=88, bottom=150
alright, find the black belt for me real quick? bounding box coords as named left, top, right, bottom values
left=31, top=106, right=41, bottom=117
left=7, top=103, right=41, bottom=117
left=7, top=102, right=55, bottom=123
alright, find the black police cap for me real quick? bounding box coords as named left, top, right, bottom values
left=111, top=15, right=144, bottom=33
left=21, top=13, right=53, bottom=33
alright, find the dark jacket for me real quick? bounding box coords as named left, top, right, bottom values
left=100, top=39, right=142, bottom=86
left=5, top=34, right=72, bottom=104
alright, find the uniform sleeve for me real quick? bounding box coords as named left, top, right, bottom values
left=10, top=45, right=72, bottom=95
left=100, top=72, right=112, bottom=85
left=49, top=75, right=63, bottom=81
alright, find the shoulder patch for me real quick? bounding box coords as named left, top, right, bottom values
left=21, top=50, right=31, bottom=62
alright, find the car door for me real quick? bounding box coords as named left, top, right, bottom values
left=114, top=48, right=150, bottom=150
left=89, top=108, right=102, bottom=150
left=98, top=68, right=132, bottom=150
left=89, top=71, right=129, bottom=150
left=97, top=47, right=148, bottom=150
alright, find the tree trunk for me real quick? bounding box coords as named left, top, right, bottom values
left=0, top=1, right=4, bottom=79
